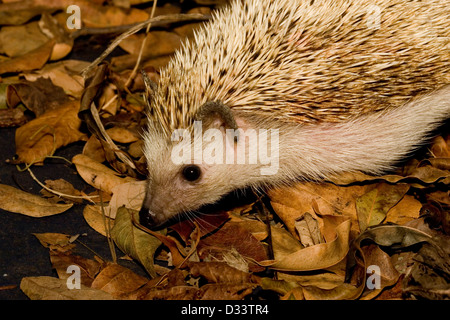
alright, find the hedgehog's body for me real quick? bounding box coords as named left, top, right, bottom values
left=140, top=0, right=450, bottom=229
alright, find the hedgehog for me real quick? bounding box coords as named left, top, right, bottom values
left=139, top=0, right=450, bottom=229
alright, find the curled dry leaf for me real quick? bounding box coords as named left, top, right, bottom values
left=329, top=164, right=450, bottom=186
left=268, top=181, right=363, bottom=237
left=359, top=245, right=400, bottom=300
left=295, top=212, right=323, bottom=247
left=0, top=184, right=72, bottom=217
left=345, top=224, right=433, bottom=284
left=260, top=218, right=351, bottom=272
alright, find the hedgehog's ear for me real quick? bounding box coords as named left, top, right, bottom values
left=196, top=101, right=240, bottom=143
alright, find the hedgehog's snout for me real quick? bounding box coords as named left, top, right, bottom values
left=139, top=205, right=168, bottom=230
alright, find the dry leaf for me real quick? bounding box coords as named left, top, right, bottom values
left=197, top=221, right=269, bottom=272
left=82, top=205, right=115, bottom=237
left=20, top=276, right=114, bottom=300
left=197, top=283, right=256, bottom=300
left=269, top=182, right=364, bottom=237
left=295, top=212, right=323, bottom=247
left=359, top=245, right=400, bottom=300
left=385, top=195, right=422, bottom=225
left=32, top=233, right=75, bottom=253
left=0, top=184, right=73, bottom=217
left=72, top=154, right=136, bottom=194
left=430, top=135, right=450, bottom=158
left=15, top=100, right=86, bottom=164
left=260, top=219, right=351, bottom=272
left=110, top=207, right=164, bottom=278
left=189, top=262, right=259, bottom=284
left=91, top=263, right=148, bottom=298
left=7, top=78, right=71, bottom=116
left=82, top=135, right=107, bottom=163
left=0, top=21, right=49, bottom=58
left=106, top=180, right=146, bottom=219
left=39, top=178, right=83, bottom=204
left=356, top=183, right=409, bottom=232
left=23, top=60, right=88, bottom=98
left=50, top=252, right=103, bottom=287
left=106, top=126, right=139, bottom=144
left=0, top=39, right=54, bottom=75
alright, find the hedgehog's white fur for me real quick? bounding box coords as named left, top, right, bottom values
left=140, top=0, right=450, bottom=228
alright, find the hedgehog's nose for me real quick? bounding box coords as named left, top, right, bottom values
left=139, top=206, right=165, bottom=230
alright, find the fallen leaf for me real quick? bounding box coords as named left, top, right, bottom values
left=0, top=184, right=73, bottom=217
left=0, top=108, right=27, bottom=127
left=269, top=182, right=364, bottom=237
left=430, top=135, right=450, bottom=158
left=295, top=212, right=323, bottom=247
left=188, top=262, right=259, bottom=284
left=260, top=218, right=351, bottom=272
left=356, top=183, right=409, bottom=232
left=82, top=204, right=115, bottom=237
left=197, top=283, right=256, bottom=300
left=110, top=207, right=164, bottom=278
left=0, top=21, right=49, bottom=58
left=385, top=195, right=422, bottom=225
left=329, top=165, right=450, bottom=186
left=50, top=252, right=103, bottom=287
left=91, top=263, right=148, bottom=298
left=345, top=224, right=433, bottom=284
left=20, top=276, right=114, bottom=300
left=15, top=100, right=86, bottom=165
left=197, top=221, right=269, bottom=272
left=39, top=178, right=83, bottom=204
left=72, top=154, right=136, bottom=194
left=33, top=233, right=75, bottom=253
left=0, top=39, right=54, bottom=75
left=106, top=126, right=140, bottom=144
left=359, top=245, right=400, bottom=300
left=23, top=60, right=88, bottom=98
left=7, top=77, right=71, bottom=116
left=105, top=180, right=146, bottom=219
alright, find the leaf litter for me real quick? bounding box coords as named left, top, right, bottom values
left=0, top=0, right=449, bottom=300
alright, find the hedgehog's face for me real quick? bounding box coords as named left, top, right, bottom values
left=139, top=119, right=239, bottom=230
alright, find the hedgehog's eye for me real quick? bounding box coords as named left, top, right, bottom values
left=182, top=165, right=201, bottom=182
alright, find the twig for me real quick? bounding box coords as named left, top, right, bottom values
left=26, top=167, right=98, bottom=203
left=99, top=191, right=117, bottom=264
left=81, top=13, right=210, bottom=78
left=125, top=0, right=158, bottom=88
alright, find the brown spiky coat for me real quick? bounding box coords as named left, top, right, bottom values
left=141, top=0, right=450, bottom=228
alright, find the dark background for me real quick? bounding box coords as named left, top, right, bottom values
left=0, top=36, right=139, bottom=300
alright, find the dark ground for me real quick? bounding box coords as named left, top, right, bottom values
left=0, top=36, right=142, bottom=300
